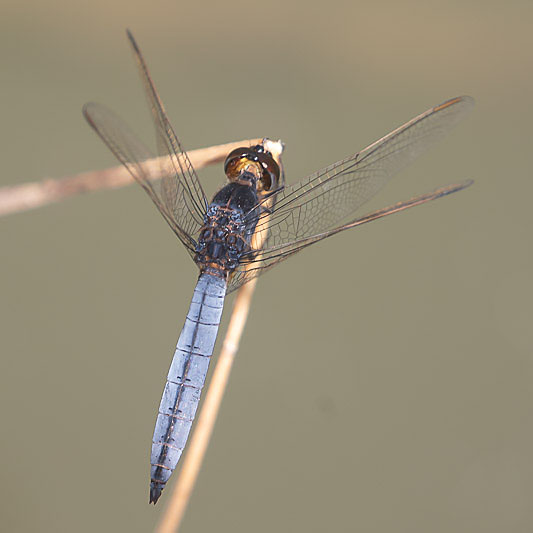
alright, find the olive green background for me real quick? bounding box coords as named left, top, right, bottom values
left=1, top=1, right=532, bottom=531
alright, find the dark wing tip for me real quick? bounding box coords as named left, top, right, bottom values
left=448, top=178, right=474, bottom=194
left=460, top=178, right=474, bottom=189
left=82, top=102, right=99, bottom=130
left=433, top=95, right=475, bottom=113
left=82, top=101, right=96, bottom=119
left=427, top=179, right=474, bottom=202
left=126, top=29, right=141, bottom=54
left=460, top=95, right=476, bottom=107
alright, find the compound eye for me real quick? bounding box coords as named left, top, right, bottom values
left=224, top=147, right=251, bottom=178
left=256, top=152, right=280, bottom=192
left=223, top=146, right=280, bottom=191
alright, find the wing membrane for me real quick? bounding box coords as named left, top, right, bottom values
left=84, top=31, right=210, bottom=254
left=228, top=180, right=472, bottom=292
left=126, top=30, right=208, bottom=234
left=255, top=96, right=473, bottom=245
left=229, top=96, right=474, bottom=292
left=83, top=102, right=198, bottom=252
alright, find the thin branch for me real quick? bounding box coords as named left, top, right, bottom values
left=0, top=138, right=262, bottom=217
left=155, top=140, right=284, bottom=533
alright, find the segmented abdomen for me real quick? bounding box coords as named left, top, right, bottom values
left=150, top=273, right=226, bottom=504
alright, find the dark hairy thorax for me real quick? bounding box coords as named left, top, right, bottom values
left=194, top=141, right=282, bottom=278
left=194, top=180, right=260, bottom=276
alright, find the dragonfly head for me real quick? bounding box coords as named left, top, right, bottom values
left=224, top=142, right=280, bottom=193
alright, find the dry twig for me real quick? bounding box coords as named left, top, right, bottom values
left=0, top=138, right=262, bottom=217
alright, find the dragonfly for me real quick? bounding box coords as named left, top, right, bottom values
left=83, top=30, right=474, bottom=505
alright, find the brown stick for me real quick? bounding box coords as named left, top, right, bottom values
left=0, top=138, right=262, bottom=217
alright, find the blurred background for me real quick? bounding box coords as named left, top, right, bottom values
left=1, top=0, right=532, bottom=531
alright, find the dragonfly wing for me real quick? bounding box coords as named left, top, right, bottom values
left=126, top=30, right=208, bottom=238
left=83, top=102, right=198, bottom=253
left=253, top=96, right=474, bottom=249
left=228, top=180, right=473, bottom=293
left=227, top=96, right=474, bottom=292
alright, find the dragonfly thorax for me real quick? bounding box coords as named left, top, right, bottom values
left=194, top=182, right=260, bottom=276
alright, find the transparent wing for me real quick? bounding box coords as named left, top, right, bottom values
left=83, top=102, right=198, bottom=253
left=228, top=96, right=474, bottom=292
left=254, top=96, right=474, bottom=245
left=228, top=180, right=472, bottom=292
left=83, top=31, right=210, bottom=254
left=125, top=30, right=208, bottom=235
